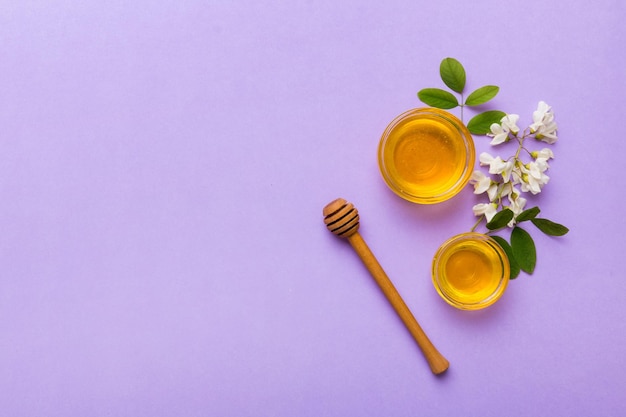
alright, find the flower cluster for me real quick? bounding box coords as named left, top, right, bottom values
left=470, top=101, right=558, bottom=226
left=417, top=57, right=568, bottom=278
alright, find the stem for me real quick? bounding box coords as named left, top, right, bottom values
left=460, top=99, right=464, bottom=122
left=470, top=215, right=484, bottom=232
left=521, top=146, right=533, bottom=157
left=513, top=137, right=523, bottom=159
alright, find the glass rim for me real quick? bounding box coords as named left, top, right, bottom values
left=378, top=107, right=475, bottom=204
left=432, top=232, right=510, bottom=310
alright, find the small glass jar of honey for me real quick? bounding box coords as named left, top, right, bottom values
left=432, top=232, right=510, bottom=310
left=378, top=108, right=475, bottom=204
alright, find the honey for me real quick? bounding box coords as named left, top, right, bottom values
left=432, top=233, right=509, bottom=310
left=378, top=108, right=474, bottom=204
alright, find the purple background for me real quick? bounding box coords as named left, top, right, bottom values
left=1, top=0, right=624, bottom=415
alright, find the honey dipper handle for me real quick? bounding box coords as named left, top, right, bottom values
left=347, top=232, right=449, bottom=375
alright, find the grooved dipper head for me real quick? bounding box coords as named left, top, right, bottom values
left=323, top=198, right=360, bottom=238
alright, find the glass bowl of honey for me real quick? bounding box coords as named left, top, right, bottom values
left=378, top=108, right=475, bottom=204
left=432, top=232, right=510, bottom=310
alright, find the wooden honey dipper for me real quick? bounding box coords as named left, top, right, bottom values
left=323, top=198, right=449, bottom=375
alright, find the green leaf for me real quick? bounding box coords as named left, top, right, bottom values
left=515, top=206, right=540, bottom=222
left=465, top=85, right=500, bottom=106
left=531, top=218, right=570, bottom=236
left=417, top=88, right=459, bottom=109
left=439, top=57, right=466, bottom=93
left=491, top=235, right=520, bottom=279
left=486, top=208, right=514, bottom=230
left=511, top=227, right=536, bottom=274
left=467, top=110, right=506, bottom=135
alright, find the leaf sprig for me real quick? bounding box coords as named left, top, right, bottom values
left=484, top=206, right=568, bottom=278
left=417, top=57, right=504, bottom=134
left=418, top=57, right=569, bottom=279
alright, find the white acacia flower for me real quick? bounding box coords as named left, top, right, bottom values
left=508, top=163, right=522, bottom=186
left=472, top=203, right=498, bottom=222
left=480, top=152, right=515, bottom=183
left=532, top=148, right=554, bottom=171
left=527, top=161, right=545, bottom=179
left=498, top=181, right=516, bottom=198
left=507, top=197, right=526, bottom=227
left=487, top=114, right=520, bottom=145
left=534, top=120, right=558, bottom=144
left=488, top=123, right=509, bottom=145
left=502, top=114, right=520, bottom=134
left=520, top=162, right=550, bottom=194
left=507, top=187, right=527, bottom=216
left=531, top=101, right=553, bottom=127
left=520, top=177, right=541, bottom=194
left=486, top=184, right=499, bottom=202
left=530, top=101, right=558, bottom=144
left=501, top=159, right=515, bottom=183
left=470, top=171, right=498, bottom=201
left=479, top=152, right=506, bottom=175
left=470, top=170, right=491, bottom=193
left=531, top=148, right=554, bottom=161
